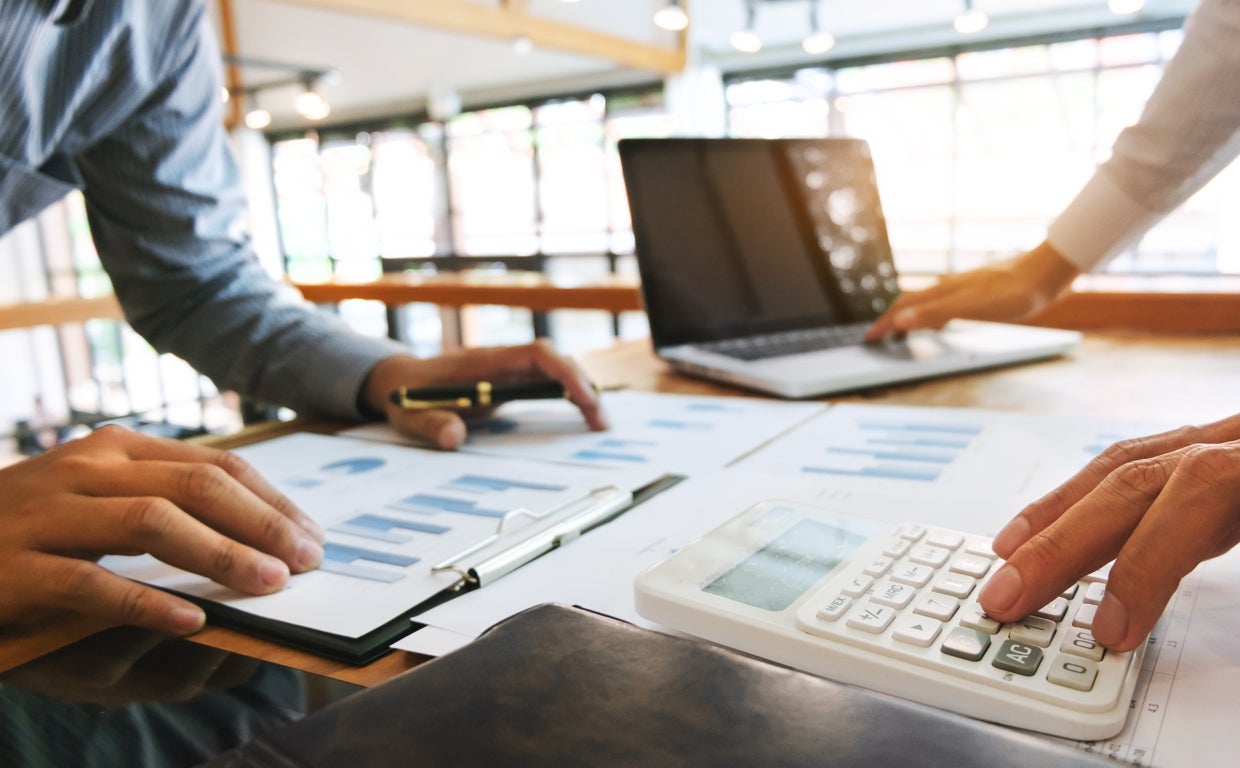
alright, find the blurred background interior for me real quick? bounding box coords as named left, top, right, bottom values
left=2, top=0, right=1233, bottom=461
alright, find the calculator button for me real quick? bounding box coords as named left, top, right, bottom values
left=899, top=524, right=927, bottom=542
left=847, top=602, right=896, bottom=634
left=913, top=594, right=959, bottom=622
left=882, top=538, right=912, bottom=558
left=941, top=627, right=991, bottom=661
left=1047, top=655, right=1099, bottom=692
left=889, top=563, right=934, bottom=588
left=932, top=574, right=975, bottom=599
left=992, top=639, right=1043, bottom=676
left=949, top=555, right=991, bottom=579
left=963, top=541, right=997, bottom=560
left=1009, top=616, right=1057, bottom=648
left=909, top=545, right=950, bottom=568
left=1082, top=563, right=1111, bottom=583
left=893, top=616, right=943, bottom=647
left=1073, top=604, right=1098, bottom=630
left=816, top=595, right=852, bottom=622
left=1060, top=583, right=1079, bottom=599
left=1083, top=582, right=1107, bottom=605
left=1060, top=628, right=1106, bottom=662
left=1033, top=597, right=1069, bottom=622
left=870, top=580, right=916, bottom=609
left=863, top=557, right=893, bottom=577
left=927, top=531, right=964, bottom=550
left=840, top=574, right=873, bottom=599
left=959, top=606, right=1002, bottom=635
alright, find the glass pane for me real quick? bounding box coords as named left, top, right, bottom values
left=536, top=98, right=609, bottom=253
left=372, top=130, right=439, bottom=258
left=272, top=138, right=329, bottom=262
left=321, top=140, right=379, bottom=279
left=447, top=107, right=537, bottom=255
left=957, top=44, right=1052, bottom=80
left=835, top=58, right=954, bottom=94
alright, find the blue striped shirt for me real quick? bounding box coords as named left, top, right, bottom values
left=0, top=0, right=405, bottom=419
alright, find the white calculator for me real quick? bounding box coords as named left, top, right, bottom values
left=634, top=500, right=1145, bottom=740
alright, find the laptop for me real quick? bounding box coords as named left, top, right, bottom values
left=617, top=137, right=1080, bottom=398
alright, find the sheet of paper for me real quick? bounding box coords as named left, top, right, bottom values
left=102, top=433, right=658, bottom=639
left=343, top=390, right=825, bottom=474
left=734, top=402, right=1164, bottom=513
left=402, top=469, right=922, bottom=650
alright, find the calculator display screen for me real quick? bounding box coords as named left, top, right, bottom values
left=703, top=518, right=866, bottom=611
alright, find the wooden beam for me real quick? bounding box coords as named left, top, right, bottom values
left=218, top=0, right=245, bottom=129
left=264, top=0, right=686, bottom=73
left=0, top=295, right=124, bottom=331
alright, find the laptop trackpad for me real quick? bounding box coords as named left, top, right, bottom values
left=865, top=332, right=950, bottom=361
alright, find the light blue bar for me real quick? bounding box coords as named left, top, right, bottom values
left=389, top=494, right=508, bottom=518
left=857, top=420, right=982, bottom=436
left=329, top=523, right=410, bottom=544
left=867, top=437, right=971, bottom=449
left=597, top=438, right=658, bottom=448
left=441, top=474, right=566, bottom=493
left=802, top=464, right=940, bottom=482
left=571, top=449, right=648, bottom=463
left=685, top=402, right=736, bottom=412
left=318, top=559, right=406, bottom=583
left=323, top=543, right=420, bottom=567
left=827, top=447, right=955, bottom=464
left=330, top=514, right=451, bottom=544
left=648, top=419, right=713, bottom=431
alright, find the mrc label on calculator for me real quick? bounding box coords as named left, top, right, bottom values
left=634, top=499, right=1146, bottom=741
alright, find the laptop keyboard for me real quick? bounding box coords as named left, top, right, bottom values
left=699, top=323, right=871, bottom=361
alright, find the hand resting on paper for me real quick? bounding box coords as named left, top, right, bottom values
left=0, top=426, right=326, bottom=636
left=361, top=340, right=609, bottom=450
left=978, top=412, right=1240, bottom=652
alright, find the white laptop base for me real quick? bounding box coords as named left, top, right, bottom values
left=660, top=320, right=1081, bottom=399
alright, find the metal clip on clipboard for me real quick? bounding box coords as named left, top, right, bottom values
left=431, top=485, right=633, bottom=591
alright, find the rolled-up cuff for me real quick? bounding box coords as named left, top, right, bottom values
left=1046, top=170, right=1165, bottom=273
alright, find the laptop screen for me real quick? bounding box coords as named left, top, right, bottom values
left=618, top=138, right=900, bottom=349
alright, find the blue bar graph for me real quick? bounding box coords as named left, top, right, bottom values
left=330, top=514, right=450, bottom=544
left=389, top=493, right=509, bottom=518
left=802, top=464, right=941, bottom=482
left=648, top=419, right=713, bottom=431
left=320, top=543, right=419, bottom=583
left=685, top=402, right=738, bottom=413
left=857, top=420, right=982, bottom=436
left=827, top=447, right=956, bottom=464
left=867, top=436, right=971, bottom=449
left=571, top=448, right=648, bottom=463
left=598, top=438, right=657, bottom=448
left=440, top=474, right=567, bottom=494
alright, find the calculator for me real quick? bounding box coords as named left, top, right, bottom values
left=634, top=500, right=1145, bottom=740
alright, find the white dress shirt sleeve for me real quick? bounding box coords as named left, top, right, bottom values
left=1047, top=0, right=1240, bottom=271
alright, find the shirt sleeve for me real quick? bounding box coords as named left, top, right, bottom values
left=1047, top=0, right=1240, bottom=271
left=74, top=3, right=407, bottom=420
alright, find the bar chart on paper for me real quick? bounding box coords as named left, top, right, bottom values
left=462, top=391, right=825, bottom=473
left=799, top=417, right=980, bottom=483
left=102, top=433, right=655, bottom=639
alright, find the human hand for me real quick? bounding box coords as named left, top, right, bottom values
left=978, top=412, right=1240, bottom=652
left=0, top=426, right=326, bottom=635
left=361, top=340, right=608, bottom=450
left=864, top=241, right=1080, bottom=341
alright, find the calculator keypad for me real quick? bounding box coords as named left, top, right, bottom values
left=795, top=524, right=1136, bottom=711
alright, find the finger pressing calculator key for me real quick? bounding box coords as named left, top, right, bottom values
left=635, top=499, right=1147, bottom=741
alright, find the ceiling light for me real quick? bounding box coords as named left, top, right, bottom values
left=731, top=2, right=762, bottom=53
left=802, top=0, right=834, bottom=55
left=244, top=106, right=272, bottom=130
left=653, top=0, right=689, bottom=31
left=294, top=79, right=330, bottom=121
left=953, top=0, right=989, bottom=34
left=1108, top=0, right=1145, bottom=14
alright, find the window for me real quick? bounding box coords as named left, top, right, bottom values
left=724, top=25, right=1234, bottom=278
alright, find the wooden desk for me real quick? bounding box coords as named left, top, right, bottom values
left=1, top=330, right=1237, bottom=685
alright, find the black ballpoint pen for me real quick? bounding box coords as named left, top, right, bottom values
left=389, top=380, right=572, bottom=410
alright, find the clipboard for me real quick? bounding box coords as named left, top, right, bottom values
left=103, top=430, right=684, bottom=665
left=194, top=474, right=679, bottom=664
